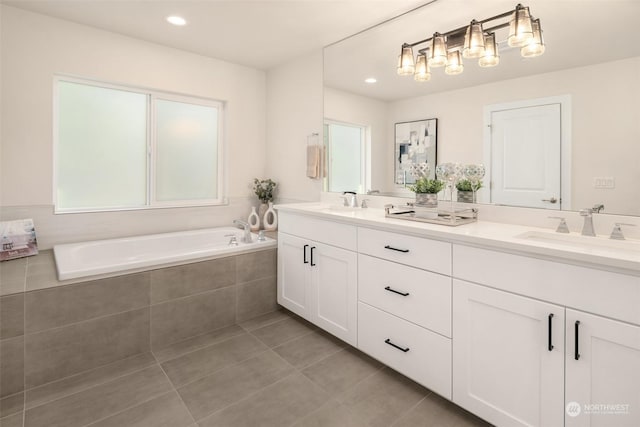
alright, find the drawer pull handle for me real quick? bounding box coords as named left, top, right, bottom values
left=303, top=244, right=309, bottom=264
left=548, top=313, right=554, bottom=351
left=385, top=286, right=410, bottom=297
left=310, top=246, right=316, bottom=266
left=385, top=338, right=410, bottom=353
left=574, top=320, right=581, bottom=360
left=384, top=245, right=409, bottom=253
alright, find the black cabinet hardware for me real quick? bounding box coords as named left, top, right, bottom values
left=310, top=246, right=316, bottom=266
left=548, top=313, right=554, bottom=351
left=385, top=338, right=410, bottom=353
left=384, top=245, right=409, bottom=253
left=574, top=320, right=581, bottom=360
left=303, top=244, right=309, bottom=264
left=385, top=286, right=410, bottom=297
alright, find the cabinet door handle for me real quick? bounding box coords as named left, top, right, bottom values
left=385, top=338, right=410, bottom=353
left=548, top=313, right=554, bottom=351
left=574, top=320, right=581, bottom=360
left=384, top=286, right=410, bottom=297
left=384, top=245, right=409, bottom=253
left=303, top=244, right=309, bottom=264
left=310, top=246, right=316, bottom=266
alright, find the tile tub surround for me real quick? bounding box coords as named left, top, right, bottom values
left=2, top=309, right=490, bottom=427
left=0, top=247, right=277, bottom=407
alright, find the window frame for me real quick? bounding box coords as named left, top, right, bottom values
left=53, top=75, right=226, bottom=214
left=323, top=119, right=369, bottom=194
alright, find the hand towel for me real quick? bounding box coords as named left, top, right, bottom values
left=307, top=145, right=319, bottom=178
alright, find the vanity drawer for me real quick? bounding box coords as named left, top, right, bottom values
left=453, top=244, right=640, bottom=326
left=279, top=211, right=356, bottom=250
left=358, top=254, right=451, bottom=337
left=358, top=302, right=452, bottom=399
left=358, top=227, right=451, bottom=275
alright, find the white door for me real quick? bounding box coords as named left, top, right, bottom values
left=489, top=103, right=561, bottom=209
left=310, top=242, right=358, bottom=346
left=277, top=232, right=311, bottom=319
left=565, top=309, right=640, bottom=427
left=453, top=280, right=565, bottom=427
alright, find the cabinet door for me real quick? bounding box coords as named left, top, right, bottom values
left=310, top=242, right=357, bottom=346
left=566, top=309, right=640, bottom=427
left=277, top=232, right=310, bottom=319
left=453, top=280, right=565, bottom=427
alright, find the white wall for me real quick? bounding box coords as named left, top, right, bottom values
left=265, top=50, right=323, bottom=203
left=1, top=5, right=267, bottom=248
left=324, top=87, right=388, bottom=193
left=388, top=56, right=640, bottom=215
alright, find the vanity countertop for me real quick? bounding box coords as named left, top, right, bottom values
left=276, top=203, right=640, bottom=275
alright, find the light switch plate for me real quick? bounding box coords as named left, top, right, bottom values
left=593, top=177, right=615, bottom=189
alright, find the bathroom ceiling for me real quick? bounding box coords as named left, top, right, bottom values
left=1, top=0, right=429, bottom=70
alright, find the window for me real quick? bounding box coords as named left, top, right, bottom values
left=55, top=77, right=224, bottom=212
left=323, top=121, right=368, bottom=194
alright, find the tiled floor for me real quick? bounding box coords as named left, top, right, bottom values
left=2, top=309, right=492, bottom=427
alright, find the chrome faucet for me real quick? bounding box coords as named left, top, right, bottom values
left=232, top=219, right=252, bottom=243
left=579, top=209, right=596, bottom=236
left=342, top=191, right=358, bottom=207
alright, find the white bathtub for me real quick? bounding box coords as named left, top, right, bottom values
left=53, top=227, right=276, bottom=281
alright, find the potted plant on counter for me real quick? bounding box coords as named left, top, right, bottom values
left=456, top=179, right=482, bottom=203
left=409, top=177, right=444, bottom=209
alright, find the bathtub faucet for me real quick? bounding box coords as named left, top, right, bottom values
left=232, top=219, right=252, bottom=243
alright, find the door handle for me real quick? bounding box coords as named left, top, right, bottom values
left=548, top=313, right=554, bottom=351
left=541, top=197, right=558, bottom=204
left=384, top=338, right=410, bottom=353
left=303, top=244, right=309, bottom=264
left=384, top=286, right=410, bottom=297
left=574, top=320, right=581, bottom=360
left=384, top=245, right=410, bottom=253
left=310, top=246, right=316, bottom=266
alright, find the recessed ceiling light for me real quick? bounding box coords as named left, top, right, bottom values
left=364, top=78, right=377, bottom=84
left=166, top=16, right=187, bottom=26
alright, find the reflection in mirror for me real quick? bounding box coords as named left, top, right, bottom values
left=323, top=0, right=640, bottom=216
left=323, top=121, right=368, bottom=194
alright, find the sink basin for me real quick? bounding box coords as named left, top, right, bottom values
left=515, top=231, right=640, bottom=254
left=323, top=205, right=363, bottom=212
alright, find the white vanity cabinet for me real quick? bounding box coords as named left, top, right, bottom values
left=452, top=244, right=640, bottom=427
left=356, top=227, right=453, bottom=399
left=277, top=212, right=358, bottom=345
left=453, top=279, right=565, bottom=427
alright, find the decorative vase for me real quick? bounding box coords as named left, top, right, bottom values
left=263, top=202, right=278, bottom=231
left=457, top=191, right=474, bottom=203
left=415, top=193, right=438, bottom=208
left=248, top=206, right=260, bottom=231
left=258, top=202, right=269, bottom=229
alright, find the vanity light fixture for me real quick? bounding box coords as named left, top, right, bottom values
left=396, top=3, right=544, bottom=81
left=166, top=16, right=187, bottom=26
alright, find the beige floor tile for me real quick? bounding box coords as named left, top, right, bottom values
left=0, top=392, right=23, bottom=419
left=339, top=368, right=428, bottom=427
left=198, top=373, right=329, bottom=427
left=161, top=333, right=268, bottom=387
left=178, top=350, right=293, bottom=421
left=393, top=392, right=493, bottom=427
left=238, top=309, right=292, bottom=331
left=272, top=330, right=346, bottom=369
left=236, top=276, right=278, bottom=322
left=24, top=365, right=172, bottom=427
left=26, top=352, right=156, bottom=409
left=292, top=399, right=369, bottom=427
left=301, top=347, right=383, bottom=395
left=0, top=412, right=23, bottom=427
left=88, top=391, right=194, bottom=427
left=153, top=325, right=246, bottom=363
left=250, top=316, right=317, bottom=348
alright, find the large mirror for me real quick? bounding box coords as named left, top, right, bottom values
left=323, top=0, right=640, bottom=216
